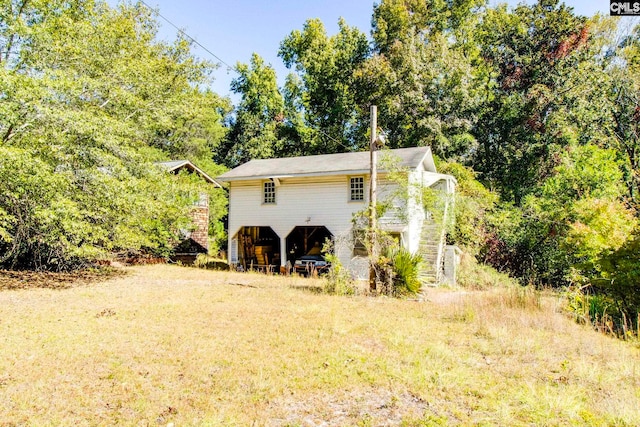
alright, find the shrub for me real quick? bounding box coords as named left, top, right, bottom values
left=382, top=247, right=423, bottom=296
left=323, top=252, right=357, bottom=296
left=0, top=147, right=202, bottom=271
left=0, top=148, right=91, bottom=270
left=481, top=145, right=636, bottom=289
left=321, top=238, right=357, bottom=296
left=457, top=252, right=519, bottom=289
left=437, top=161, right=498, bottom=253
left=193, top=254, right=229, bottom=270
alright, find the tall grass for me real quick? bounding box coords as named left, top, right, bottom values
left=566, top=287, right=640, bottom=341
left=1, top=265, right=638, bottom=425
left=456, top=251, right=519, bottom=289
left=193, top=253, right=229, bottom=270
left=456, top=252, right=638, bottom=343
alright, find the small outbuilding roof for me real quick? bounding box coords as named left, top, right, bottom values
left=217, top=146, right=437, bottom=182
left=157, top=160, right=221, bottom=187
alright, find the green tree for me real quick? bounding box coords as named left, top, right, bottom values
left=607, top=22, right=640, bottom=207
left=371, top=0, right=486, bottom=54
left=219, top=53, right=285, bottom=167
left=474, top=0, right=590, bottom=202
left=357, top=33, right=486, bottom=158
left=483, top=145, right=636, bottom=286
left=352, top=0, right=489, bottom=159
left=279, top=18, right=370, bottom=153
left=0, top=0, right=228, bottom=269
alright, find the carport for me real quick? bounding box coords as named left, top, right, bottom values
left=285, top=226, right=333, bottom=264
left=233, top=226, right=281, bottom=272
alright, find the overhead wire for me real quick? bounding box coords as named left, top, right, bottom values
left=138, top=0, right=238, bottom=74
left=137, top=0, right=365, bottom=153
left=316, top=128, right=357, bottom=152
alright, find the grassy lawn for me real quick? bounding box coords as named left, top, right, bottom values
left=1, top=265, right=638, bottom=426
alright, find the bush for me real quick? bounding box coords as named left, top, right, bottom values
left=193, top=254, right=229, bottom=270
left=323, top=252, right=357, bottom=296
left=437, top=161, right=498, bottom=253
left=0, top=148, right=91, bottom=270
left=381, top=247, right=423, bottom=296
left=0, top=147, right=201, bottom=271
left=590, top=233, right=640, bottom=326
left=481, top=145, right=636, bottom=289
left=563, top=232, right=640, bottom=338
left=457, top=251, right=519, bottom=289
left=392, top=248, right=423, bottom=295
left=565, top=287, right=638, bottom=339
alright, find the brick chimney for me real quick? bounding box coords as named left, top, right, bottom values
left=189, top=193, right=209, bottom=252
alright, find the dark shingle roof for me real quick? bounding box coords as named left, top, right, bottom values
left=156, top=160, right=221, bottom=187
left=217, top=147, right=436, bottom=182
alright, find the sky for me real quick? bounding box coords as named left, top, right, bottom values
left=117, top=0, right=619, bottom=100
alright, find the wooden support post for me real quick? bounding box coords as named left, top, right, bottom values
left=369, top=105, right=378, bottom=292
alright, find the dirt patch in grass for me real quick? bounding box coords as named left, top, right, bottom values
left=270, top=388, right=432, bottom=426
left=0, top=267, right=126, bottom=291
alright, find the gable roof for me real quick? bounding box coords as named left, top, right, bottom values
left=156, top=160, right=222, bottom=187
left=217, top=146, right=437, bottom=182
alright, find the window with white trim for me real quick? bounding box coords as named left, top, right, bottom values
left=350, top=177, right=364, bottom=202
left=352, top=228, right=368, bottom=257
left=263, top=181, right=276, bottom=204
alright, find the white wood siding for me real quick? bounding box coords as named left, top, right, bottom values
left=227, top=176, right=369, bottom=269
left=228, top=176, right=367, bottom=238
left=407, top=170, right=426, bottom=254
left=226, top=171, right=444, bottom=277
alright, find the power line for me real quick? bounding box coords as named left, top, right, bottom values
left=138, top=0, right=237, bottom=74
left=316, top=128, right=361, bottom=152
left=137, top=0, right=369, bottom=151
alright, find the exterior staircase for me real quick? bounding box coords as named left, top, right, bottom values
left=418, top=217, right=444, bottom=286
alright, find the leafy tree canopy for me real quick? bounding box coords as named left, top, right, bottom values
left=0, top=0, right=229, bottom=269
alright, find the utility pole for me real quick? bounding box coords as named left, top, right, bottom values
left=369, top=105, right=378, bottom=292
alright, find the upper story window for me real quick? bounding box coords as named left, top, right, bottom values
left=263, top=181, right=276, bottom=204
left=350, top=177, right=364, bottom=202
left=194, top=193, right=209, bottom=208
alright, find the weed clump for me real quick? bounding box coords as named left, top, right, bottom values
left=193, top=254, right=229, bottom=270
left=322, top=252, right=357, bottom=296
left=565, top=287, right=639, bottom=341
left=456, top=252, right=518, bottom=289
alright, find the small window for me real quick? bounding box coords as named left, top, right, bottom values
left=194, top=193, right=209, bottom=207
left=350, top=177, right=364, bottom=201
left=263, top=181, right=276, bottom=204
left=352, top=228, right=368, bottom=257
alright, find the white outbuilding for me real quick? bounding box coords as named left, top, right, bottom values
left=217, top=146, right=456, bottom=283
